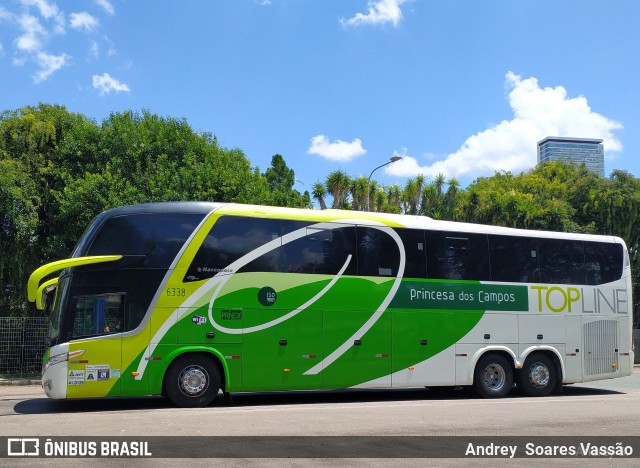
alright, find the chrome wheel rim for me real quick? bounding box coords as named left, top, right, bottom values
left=178, top=365, right=209, bottom=396
left=528, top=363, right=550, bottom=388
left=483, top=364, right=506, bottom=391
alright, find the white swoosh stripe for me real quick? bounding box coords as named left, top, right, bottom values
left=303, top=226, right=406, bottom=375
left=136, top=220, right=405, bottom=380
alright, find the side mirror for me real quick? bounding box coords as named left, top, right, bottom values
left=36, top=278, right=58, bottom=311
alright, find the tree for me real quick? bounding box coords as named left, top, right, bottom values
left=312, top=182, right=327, bottom=210
left=325, top=170, right=351, bottom=209
left=0, top=104, right=292, bottom=316
left=0, top=160, right=39, bottom=316
left=262, top=154, right=308, bottom=208
left=350, top=176, right=368, bottom=211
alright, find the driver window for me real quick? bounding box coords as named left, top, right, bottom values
left=70, top=293, right=124, bottom=339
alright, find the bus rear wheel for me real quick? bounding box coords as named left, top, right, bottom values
left=474, top=354, right=513, bottom=398
left=518, top=353, right=556, bottom=397
left=164, top=354, right=221, bottom=408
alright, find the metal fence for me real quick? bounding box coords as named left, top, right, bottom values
left=0, top=317, right=48, bottom=377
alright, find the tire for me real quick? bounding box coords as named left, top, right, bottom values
left=164, top=354, right=221, bottom=408
left=473, top=354, right=513, bottom=398
left=518, top=353, right=556, bottom=397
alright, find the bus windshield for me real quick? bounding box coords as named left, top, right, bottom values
left=46, top=210, right=206, bottom=345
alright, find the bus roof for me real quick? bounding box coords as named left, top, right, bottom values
left=98, top=202, right=623, bottom=246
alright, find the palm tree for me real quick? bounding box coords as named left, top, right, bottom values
left=444, top=177, right=460, bottom=220
left=386, top=184, right=401, bottom=213
left=311, top=182, right=327, bottom=210
left=367, top=180, right=379, bottom=211
left=420, top=182, right=437, bottom=217
left=434, top=173, right=446, bottom=198
left=325, top=170, right=351, bottom=209
left=350, top=176, right=368, bottom=211
left=403, top=178, right=420, bottom=215
left=375, top=185, right=390, bottom=212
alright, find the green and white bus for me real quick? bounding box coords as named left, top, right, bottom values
left=29, top=202, right=634, bottom=407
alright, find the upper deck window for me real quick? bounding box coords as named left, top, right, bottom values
left=88, top=213, right=203, bottom=268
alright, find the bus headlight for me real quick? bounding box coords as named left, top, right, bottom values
left=42, top=349, right=85, bottom=373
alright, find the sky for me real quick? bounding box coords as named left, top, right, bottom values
left=1, top=0, right=639, bottom=193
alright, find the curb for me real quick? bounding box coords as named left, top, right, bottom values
left=0, top=379, right=41, bottom=386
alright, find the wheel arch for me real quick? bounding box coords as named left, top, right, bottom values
left=467, top=346, right=518, bottom=384
left=519, top=346, right=565, bottom=384
left=159, top=347, right=229, bottom=395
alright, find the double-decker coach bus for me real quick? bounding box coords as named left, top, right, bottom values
left=28, top=202, right=634, bottom=407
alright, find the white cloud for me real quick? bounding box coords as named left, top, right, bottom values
left=33, top=51, right=69, bottom=82
left=341, top=0, right=407, bottom=28
left=21, top=0, right=57, bottom=19
left=92, top=72, right=130, bottom=95
left=15, top=14, right=46, bottom=52
left=308, top=135, right=367, bottom=162
left=89, top=40, right=99, bottom=58
left=21, top=0, right=64, bottom=33
left=69, top=12, right=99, bottom=32
left=0, top=7, right=13, bottom=20
left=386, top=72, right=623, bottom=180
left=94, top=0, right=115, bottom=15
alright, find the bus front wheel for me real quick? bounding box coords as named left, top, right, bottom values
left=473, top=354, right=513, bottom=398
left=164, top=354, right=221, bottom=408
left=518, top=353, right=557, bottom=397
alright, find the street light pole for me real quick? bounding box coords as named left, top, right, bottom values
left=366, top=156, right=402, bottom=212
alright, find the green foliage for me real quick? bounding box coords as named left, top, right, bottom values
left=325, top=170, right=351, bottom=209
left=262, top=154, right=309, bottom=208
left=0, top=159, right=39, bottom=315
left=0, top=104, right=307, bottom=316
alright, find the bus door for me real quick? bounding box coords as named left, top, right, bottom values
left=564, top=315, right=583, bottom=382
left=120, top=322, right=150, bottom=397
left=241, top=308, right=322, bottom=391
left=66, top=294, right=123, bottom=398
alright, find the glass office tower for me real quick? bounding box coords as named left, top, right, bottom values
left=537, top=137, right=605, bottom=177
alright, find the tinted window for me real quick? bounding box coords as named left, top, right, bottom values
left=538, top=239, right=585, bottom=284
left=426, top=231, right=491, bottom=281
left=185, top=216, right=281, bottom=281
left=68, top=268, right=164, bottom=336
left=489, top=235, right=540, bottom=283
left=70, top=293, right=124, bottom=339
left=357, top=227, right=401, bottom=277
left=89, top=213, right=203, bottom=268
left=282, top=224, right=357, bottom=275
left=398, top=229, right=427, bottom=278
left=584, top=241, right=623, bottom=285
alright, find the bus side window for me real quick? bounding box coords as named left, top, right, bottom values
left=88, top=213, right=203, bottom=268
left=584, top=241, right=623, bottom=285
left=281, top=223, right=356, bottom=275
left=538, top=239, right=586, bottom=285
left=397, top=229, right=427, bottom=279
left=185, top=216, right=281, bottom=281
left=488, top=235, right=540, bottom=283
left=426, top=231, right=491, bottom=281
left=70, top=293, right=124, bottom=339
left=356, top=227, right=400, bottom=277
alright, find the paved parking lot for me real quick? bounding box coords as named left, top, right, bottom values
left=1, top=369, right=639, bottom=466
